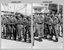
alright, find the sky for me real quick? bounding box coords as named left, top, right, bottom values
left=1, top=3, right=31, bottom=16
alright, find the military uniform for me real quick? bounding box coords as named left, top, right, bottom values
left=26, top=18, right=30, bottom=42
left=34, top=15, right=44, bottom=41
left=60, top=18, right=63, bottom=37
left=2, top=16, right=8, bottom=38
left=11, top=17, right=17, bottom=40
left=6, top=16, right=12, bottom=39
left=22, top=18, right=28, bottom=42
left=44, top=15, right=50, bottom=39
left=58, top=15, right=63, bottom=37
left=48, top=16, right=53, bottom=39
left=53, top=16, right=59, bottom=42
left=17, top=18, right=23, bottom=41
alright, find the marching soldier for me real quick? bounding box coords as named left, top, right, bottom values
left=34, top=13, right=44, bottom=41
left=17, top=17, right=23, bottom=41
left=1, top=15, right=7, bottom=38
left=44, top=14, right=50, bottom=39
left=21, top=18, right=25, bottom=42
left=60, top=16, right=63, bottom=37
left=48, top=15, right=54, bottom=40
left=11, top=16, right=17, bottom=40
left=58, top=13, right=63, bottom=37
left=26, top=17, right=31, bottom=42
left=53, top=14, right=59, bottom=42
left=44, top=14, right=47, bottom=38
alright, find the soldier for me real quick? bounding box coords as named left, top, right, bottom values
left=33, top=15, right=37, bottom=37
left=7, top=15, right=15, bottom=39
left=58, top=13, right=63, bottom=37
left=23, top=17, right=28, bottom=42
left=17, top=17, right=24, bottom=41
left=3, top=16, right=9, bottom=38
left=1, top=15, right=7, bottom=38
left=44, top=14, right=47, bottom=38
left=48, top=15, right=54, bottom=40
left=34, top=13, right=44, bottom=41
left=26, top=17, right=31, bottom=42
left=53, top=14, right=59, bottom=42
left=11, top=16, right=18, bottom=40
left=44, top=14, right=50, bottom=39
left=60, top=16, right=63, bottom=37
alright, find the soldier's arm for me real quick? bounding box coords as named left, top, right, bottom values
left=34, top=19, right=36, bottom=24
left=41, top=17, right=44, bottom=23
left=33, top=19, right=36, bottom=27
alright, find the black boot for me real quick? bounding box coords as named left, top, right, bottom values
left=29, top=40, right=31, bottom=43
left=18, top=37, right=22, bottom=41
left=49, top=36, right=53, bottom=40
left=53, top=38, right=58, bottom=42
left=24, top=38, right=26, bottom=42
left=38, top=38, right=42, bottom=42
left=43, top=36, right=47, bottom=39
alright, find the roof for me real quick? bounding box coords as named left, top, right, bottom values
left=33, top=6, right=44, bottom=9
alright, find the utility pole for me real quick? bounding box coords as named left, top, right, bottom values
left=31, top=4, right=34, bottom=46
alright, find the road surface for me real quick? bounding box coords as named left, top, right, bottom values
left=1, top=37, right=63, bottom=49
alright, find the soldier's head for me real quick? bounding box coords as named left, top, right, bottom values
left=10, top=15, right=13, bottom=18
left=54, top=16, right=57, bottom=20
left=52, top=12, right=55, bottom=15
left=37, top=14, right=40, bottom=18
left=51, top=14, right=54, bottom=18
left=55, top=13, right=58, bottom=16
left=24, top=17, right=26, bottom=21
left=47, top=13, right=50, bottom=16
left=58, top=13, right=62, bottom=17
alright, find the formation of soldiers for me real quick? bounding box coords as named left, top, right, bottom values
left=1, top=11, right=63, bottom=43
left=33, top=11, right=63, bottom=42
left=1, top=12, right=31, bottom=43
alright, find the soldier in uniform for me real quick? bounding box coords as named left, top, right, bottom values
left=53, top=14, right=59, bottom=42
left=33, top=15, right=37, bottom=37
left=5, top=16, right=10, bottom=39
left=17, top=16, right=24, bottom=41
left=23, top=17, right=28, bottom=42
left=58, top=13, right=63, bottom=37
left=48, top=15, right=54, bottom=40
left=44, top=13, right=50, bottom=39
left=1, top=15, right=8, bottom=38
left=60, top=16, right=63, bottom=37
left=34, top=13, right=44, bottom=41
left=11, top=16, right=17, bottom=40
left=26, top=17, right=31, bottom=42
left=44, top=14, right=47, bottom=39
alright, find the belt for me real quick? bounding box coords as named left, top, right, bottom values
left=37, top=23, right=42, bottom=24
left=49, top=25, right=52, bottom=26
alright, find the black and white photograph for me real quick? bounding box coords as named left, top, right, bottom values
left=1, top=3, right=32, bottom=49
left=0, top=0, right=64, bottom=49
left=33, top=3, right=63, bottom=49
